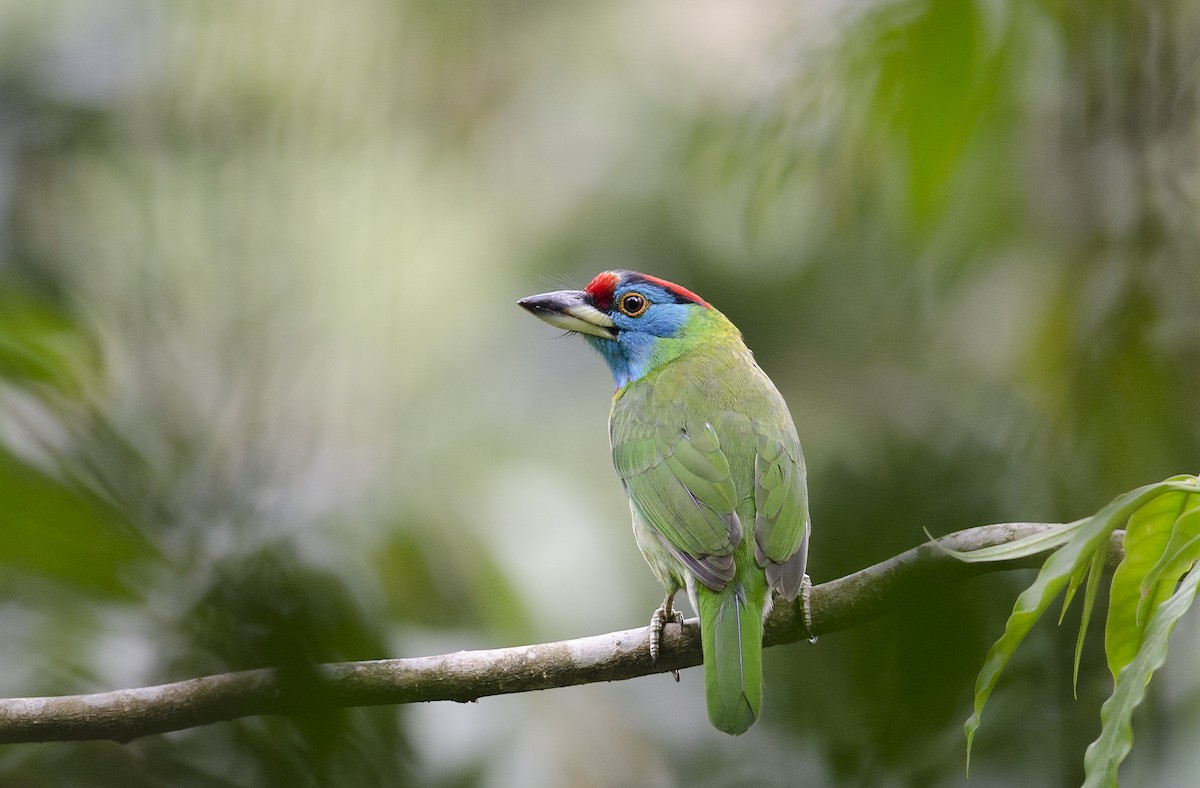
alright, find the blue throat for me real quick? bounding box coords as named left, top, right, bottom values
left=583, top=301, right=696, bottom=389
left=585, top=332, right=656, bottom=389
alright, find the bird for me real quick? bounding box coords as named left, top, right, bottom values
left=518, top=269, right=811, bottom=735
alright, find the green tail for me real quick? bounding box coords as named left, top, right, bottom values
left=697, top=582, right=764, bottom=735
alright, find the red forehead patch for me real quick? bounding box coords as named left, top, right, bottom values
left=637, top=273, right=710, bottom=309
left=584, top=271, right=620, bottom=311
left=584, top=270, right=711, bottom=310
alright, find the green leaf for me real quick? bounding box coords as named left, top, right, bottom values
left=871, top=0, right=999, bottom=223
left=1137, top=505, right=1200, bottom=622
left=1071, top=546, right=1106, bottom=697
left=1059, top=545, right=1094, bottom=626
left=0, top=444, right=148, bottom=597
left=964, top=523, right=1105, bottom=769
left=1082, top=566, right=1200, bottom=788
left=0, top=284, right=100, bottom=396
left=1104, top=489, right=1200, bottom=678
left=942, top=519, right=1086, bottom=563
left=963, top=480, right=1195, bottom=771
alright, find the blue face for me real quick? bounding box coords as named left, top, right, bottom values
left=585, top=280, right=697, bottom=388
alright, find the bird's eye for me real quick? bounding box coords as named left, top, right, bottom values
left=618, top=292, right=649, bottom=317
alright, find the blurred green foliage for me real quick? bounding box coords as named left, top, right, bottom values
left=0, top=0, right=1197, bottom=786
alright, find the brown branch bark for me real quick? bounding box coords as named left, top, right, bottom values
left=0, top=523, right=1123, bottom=745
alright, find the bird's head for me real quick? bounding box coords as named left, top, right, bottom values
left=519, top=270, right=724, bottom=388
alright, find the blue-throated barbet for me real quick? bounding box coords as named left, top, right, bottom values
left=519, top=270, right=811, bottom=735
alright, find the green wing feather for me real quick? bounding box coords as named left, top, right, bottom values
left=753, top=426, right=810, bottom=599
left=615, top=419, right=741, bottom=589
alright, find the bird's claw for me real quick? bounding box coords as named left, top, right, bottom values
left=800, top=573, right=816, bottom=644
left=649, top=602, right=685, bottom=670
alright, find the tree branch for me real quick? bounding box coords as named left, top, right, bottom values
left=0, top=522, right=1123, bottom=744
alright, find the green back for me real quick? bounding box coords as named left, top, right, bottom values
left=609, top=307, right=809, bottom=598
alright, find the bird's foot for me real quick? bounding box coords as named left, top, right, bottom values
left=800, top=573, right=816, bottom=644
left=650, top=597, right=685, bottom=681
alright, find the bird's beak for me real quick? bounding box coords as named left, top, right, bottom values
left=518, top=289, right=617, bottom=340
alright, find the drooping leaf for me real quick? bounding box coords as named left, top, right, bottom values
left=1082, top=567, right=1200, bottom=788
left=963, top=480, right=1196, bottom=770
left=1071, top=545, right=1106, bottom=696
left=940, top=518, right=1086, bottom=564
left=963, top=523, right=1105, bottom=768
left=1104, top=485, right=1200, bottom=678
left=1137, top=505, right=1200, bottom=623
left=1059, top=550, right=1092, bottom=626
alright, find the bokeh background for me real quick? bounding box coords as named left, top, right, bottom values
left=1, top=1, right=1198, bottom=785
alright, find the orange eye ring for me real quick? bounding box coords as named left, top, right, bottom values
left=617, top=292, right=649, bottom=317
